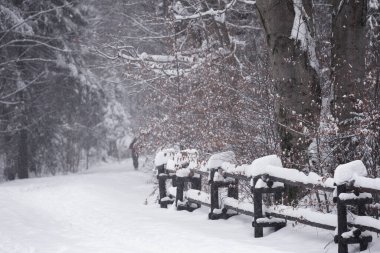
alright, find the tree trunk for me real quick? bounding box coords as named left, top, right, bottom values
left=163, top=0, right=169, bottom=17
left=17, top=129, right=29, bottom=179
left=331, top=0, right=367, bottom=164
left=256, top=0, right=321, bottom=169
left=4, top=138, right=16, bottom=181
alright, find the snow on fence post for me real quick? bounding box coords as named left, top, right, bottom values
left=156, top=165, right=176, bottom=209
left=252, top=175, right=286, bottom=236
left=334, top=184, right=373, bottom=252
left=155, top=149, right=380, bottom=251
left=157, top=172, right=177, bottom=208
left=252, top=176, right=264, bottom=238
left=333, top=160, right=374, bottom=253
left=155, top=149, right=178, bottom=208
left=206, top=165, right=239, bottom=220
left=175, top=168, right=202, bottom=212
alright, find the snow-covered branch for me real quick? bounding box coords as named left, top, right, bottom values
left=118, top=50, right=195, bottom=64
left=173, top=0, right=237, bottom=21
left=237, top=0, right=256, bottom=5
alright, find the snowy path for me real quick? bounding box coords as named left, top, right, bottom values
left=0, top=160, right=378, bottom=253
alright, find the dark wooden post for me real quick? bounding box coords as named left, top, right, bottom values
left=209, top=169, right=216, bottom=184
left=176, top=177, right=184, bottom=206
left=157, top=164, right=165, bottom=175
left=253, top=177, right=263, bottom=238
left=189, top=176, right=202, bottom=210
left=336, top=184, right=348, bottom=253
left=158, top=174, right=168, bottom=208
left=210, top=182, right=219, bottom=214
left=157, top=164, right=167, bottom=208
left=358, top=200, right=368, bottom=251
left=171, top=175, right=177, bottom=187
left=208, top=168, right=219, bottom=216
left=228, top=179, right=239, bottom=199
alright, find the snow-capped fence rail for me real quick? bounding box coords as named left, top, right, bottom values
left=155, top=150, right=380, bottom=253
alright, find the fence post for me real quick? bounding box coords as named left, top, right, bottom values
left=189, top=175, right=202, bottom=210
left=157, top=164, right=167, bottom=208
left=253, top=177, right=263, bottom=238
left=228, top=178, right=239, bottom=199
left=336, top=184, right=348, bottom=253
left=158, top=174, right=168, bottom=208
left=208, top=168, right=218, bottom=216
left=358, top=202, right=368, bottom=251
left=156, top=164, right=165, bottom=175
left=210, top=182, right=219, bottom=215
left=176, top=177, right=184, bottom=206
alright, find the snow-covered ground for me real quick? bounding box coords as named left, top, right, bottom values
left=0, top=160, right=378, bottom=253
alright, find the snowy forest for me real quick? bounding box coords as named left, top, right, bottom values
left=1, top=0, right=379, bottom=179
left=1, top=1, right=380, bottom=253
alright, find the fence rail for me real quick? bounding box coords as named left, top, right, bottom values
left=156, top=155, right=380, bottom=253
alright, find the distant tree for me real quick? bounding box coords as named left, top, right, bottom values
left=0, top=0, right=107, bottom=179
left=90, top=0, right=280, bottom=162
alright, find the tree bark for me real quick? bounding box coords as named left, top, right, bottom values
left=163, top=0, right=169, bottom=17
left=331, top=0, right=367, bottom=164
left=256, top=0, right=321, bottom=169
left=17, top=129, right=29, bottom=179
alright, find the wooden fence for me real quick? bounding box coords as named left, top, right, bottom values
left=156, top=160, right=380, bottom=253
